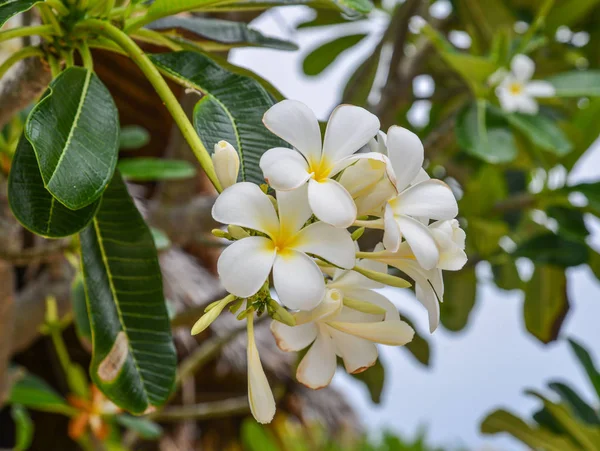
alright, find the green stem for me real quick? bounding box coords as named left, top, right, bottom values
left=78, top=42, right=94, bottom=69
left=102, top=0, right=116, bottom=17
left=77, top=19, right=222, bottom=191
left=45, top=0, right=70, bottom=15
left=0, top=25, right=55, bottom=43
left=517, top=0, right=556, bottom=54
left=38, top=3, right=64, bottom=37
left=131, top=28, right=182, bottom=51
left=64, top=48, right=75, bottom=67
left=47, top=53, right=61, bottom=77
left=352, top=219, right=385, bottom=230
left=0, top=47, right=45, bottom=80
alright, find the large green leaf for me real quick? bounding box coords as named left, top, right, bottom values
left=400, top=313, right=430, bottom=366
left=481, top=409, right=581, bottom=451
left=79, top=173, right=176, bottom=413
left=514, top=233, right=589, bottom=267
left=8, top=372, right=71, bottom=414
left=8, top=136, right=100, bottom=238
left=147, top=17, right=297, bottom=50
left=440, top=266, right=477, bottom=332
left=351, top=359, right=384, bottom=404
left=507, top=113, right=573, bottom=156
left=568, top=338, right=600, bottom=400
left=547, top=206, right=589, bottom=241
left=456, top=102, right=517, bottom=164
left=0, top=0, right=39, bottom=27
left=303, top=34, right=367, bottom=76
left=118, top=158, right=196, bottom=181
left=492, top=260, right=523, bottom=291
left=150, top=51, right=287, bottom=186
left=547, top=71, right=600, bottom=97
left=523, top=265, right=569, bottom=344
left=25, top=67, right=119, bottom=210
left=548, top=382, right=600, bottom=426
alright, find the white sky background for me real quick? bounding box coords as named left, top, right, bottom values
left=230, top=6, right=600, bottom=450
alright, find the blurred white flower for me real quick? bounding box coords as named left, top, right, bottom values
left=260, top=100, right=383, bottom=228
left=212, top=140, right=239, bottom=189
left=494, top=54, right=555, bottom=114
left=212, top=182, right=355, bottom=310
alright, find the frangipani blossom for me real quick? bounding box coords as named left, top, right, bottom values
left=68, top=385, right=120, bottom=441
left=495, top=54, right=555, bottom=114
left=260, top=100, right=383, bottom=228
left=271, top=256, right=414, bottom=389
left=212, top=182, right=355, bottom=310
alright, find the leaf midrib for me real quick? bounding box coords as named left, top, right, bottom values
left=46, top=70, right=93, bottom=187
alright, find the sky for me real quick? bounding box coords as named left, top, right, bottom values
left=230, top=6, right=600, bottom=450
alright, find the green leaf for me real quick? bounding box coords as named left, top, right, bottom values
left=8, top=372, right=71, bottom=414
left=547, top=206, right=589, bottom=241
left=468, top=218, right=508, bottom=257
left=455, top=0, right=514, bottom=48
left=351, top=359, right=384, bottom=404
left=514, top=233, right=589, bottom=267
left=150, top=51, right=286, bottom=186
left=72, top=275, right=92, bottom=345
left=568, top=337, right=600, bottom=400
left=492, top=260, right=523, bottom=291
left=241, top=419, right=279, bottom=451
left=567, top=182, right=600, bottom=213
left=440, top=266, right=477, bottom=332
left=400, top=313, right=430, bottom=366
left=147, top=17, right=298, bottom=50
left=547, top=71, right=600, bottom=97
left=118, top=158, right=196, bottom=181
left=8, top=136, right=100, bottom=238
left=116, top=415, right=163, bottom=439
left=303, top=34, right=367, bottom=76
left=548, top=382, right=600, bottom=426
left=79, top=173, right=176, bottom=413
left=11, top=405, right=33, bottom=451
left=507, top=113, right=573, bottom=156
left=439, top=53, right=498, bottom=95
left=25, top=67, right=119, bottom=210
left=589, top=249, right=600, bottom=282
left=481, top=409, right=581, bottom=451
left=546, top=0, right=600, bottom=31
left=0, top=0, right=39, bottom=27
left=523, top=265, right=569, bottom=344
left=119, top=125, right=150, bottom=150
left=456, top=102, right=517, bottom=164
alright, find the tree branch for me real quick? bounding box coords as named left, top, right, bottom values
left=0, top=56, right=51, bottom=130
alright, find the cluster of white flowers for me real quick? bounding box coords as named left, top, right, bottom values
left=491, top=54, right=555, bottom=114
left=193, top=100, right=467, bottom=423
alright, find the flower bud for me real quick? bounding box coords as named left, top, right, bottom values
left=352, top=266, right=411, bottom=289
left=212, top=141, right=239, bottom=189
left=343, top=296, right=387, bottom=315
left=228, top=225, right=250, bottom=240
left=191, top=294, right=236, bottom=335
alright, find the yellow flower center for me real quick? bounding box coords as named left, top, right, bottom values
left=308, top=157, right=333, bottom=183
left=509, top=82, right=523, bottom=95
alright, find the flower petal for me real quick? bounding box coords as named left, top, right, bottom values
left=497, top=88, right=520, bottom=113
left=248, top=315, right=276, bottom=424
left=338, top=157, right=387, bottom=196
left=308, top=178, right=357, bottom=228
left=262, top=99, right=322, bottom=162
left=355, top=178, right=396, bottom=216
left=383, top=203, right=401, bottom=252
left=296, top=328, right=337, bottom=389
left=525, top=80, right=555, bottom=98
left=293, top=221, right=355, bottom=269
left=396, top=215, right=440, bottom=270
left=438, top=247, right=468, bottom=271
left=217, top=237, right=276, bottom=298
left=515, top=95, right=539, bottom=114
left=273, top=250, right=325, bottom=310
left=327, top=318, right=414, bottom=346
left=391, top=180, right=458, bottom=220
left=260, top=147, right=310, bottom=190
left=212, top=182, right=279, bottom=236
left=329, top=328, right=378, bottom=374
left=277, top=183, right=312, bottom=235
left=344, top=288, right=399, bottom=321
left=270, top=320, right=318, bottom=352
left=322, top=105, right=380, bottom=162
left=295, top=289, right=343, bottom=324
left=411, top=168, right=430, bottom=185
left=511, top=54, right=534, bottom=82
left=416, top=281, right=440, bottom=333
left=386, top=125, right=424, bottom=192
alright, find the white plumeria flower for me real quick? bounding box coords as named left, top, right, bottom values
left=495, top=54, right=555, bottom=114
left=367, top=126, right=458, bottom=270
left=260, top=100, right=384, bottom=228
left=247, top=310, right=276, bottom=423
left=271, top=285, right=414, bottom=388
left=373, top=220, right=467, bottom=332
left=212, top=140, right=240, bottom=189
left=212, top=182, right=355, bottom=310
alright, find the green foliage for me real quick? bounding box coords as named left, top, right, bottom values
left=8, top=371, right=71, bottom=414
left=79, top=174, right=176, bottom=413
left=440, top=266, right=477, bottom=332
left=8, top=136, right=100, bottom=238
left=506, top=113, right=572, bottom=156
left=119, top=125, right=150, bottom=150
left=303, top=34, right=367, bottom=76
left=71, top=275, right=92, bottom=345
left=150, top=51, right=286, bottom=186
left=401, top=313, right=431, bottom=366
left=0, top=0, right=39, bottom=27
left=547, top=71, right=600, bottom=97
left=351, top=359, right=385, bottom=404
left=115, top=415, right=163, bottom=439
left=118, top=158, right=196, bottom=181
left=514, top=233, right=588, bottom=268
left=11, top=405, right=34, bottom=451
left=26, top=67, right=119, bottom=210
